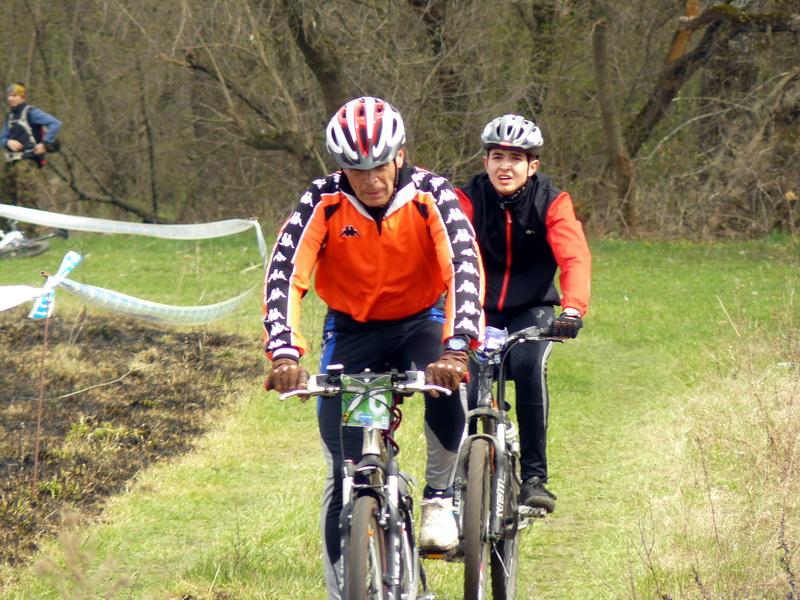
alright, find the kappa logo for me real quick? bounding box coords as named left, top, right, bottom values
left=457, top=300, right=481, bottom=316
left=279, top=233, right=295, bottom=248
left=453, top=229, right=473, bottom=243
left=457, top=261, right=480, bottom=275
left=437, top=188, right=457, bottom=204
left=267, top=307, right=286, bottom=321
left=267, top=288, right=286, bottom=302
left=340, top=225, right=361, bottom=238
left=430, top=176, right=447, bottom=190
left=454, top=317, right=480, bottom=334
left=456, top=280, right=479, bottom=295
left=269, top=322, right=287, bottom=337
left=446, top=208, right=466, bottom=224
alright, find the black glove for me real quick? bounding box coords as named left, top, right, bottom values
left=265, top=356, right=309, bottom=393
left=425, top=350, right=469, bottom=396
left=546, top=312, right=583, bottom=338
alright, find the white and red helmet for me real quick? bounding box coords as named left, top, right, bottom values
left=481, top=114, right=543, bottom=155
left=326, top=96, right=406, bottom=170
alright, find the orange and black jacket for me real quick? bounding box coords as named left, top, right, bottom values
left=456, top=172, right=591, bottom=316
left=263, top=165, right=484, bottom=359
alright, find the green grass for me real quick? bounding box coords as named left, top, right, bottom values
left=1, top=234, right=798, bottom=599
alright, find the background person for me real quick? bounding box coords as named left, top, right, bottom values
left=262, top=96, right=483, bottom=599
left=1, top=82, right=62, bottom=231
left=456, top=113, right=591, bottom=513
left=1, top=82, right=61, bottom=167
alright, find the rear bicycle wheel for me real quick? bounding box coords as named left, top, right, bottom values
left=491, top=454, right=521, bottom=599
left=345, top=495, right=387, bottom=600
left=0, top=240, right=49, bottom=259
left=463, top=439, right=492, bottom=600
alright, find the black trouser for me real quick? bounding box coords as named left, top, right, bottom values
left=317, top=306, right=466, bottom=599
left=467, top=305, right=555, bottom=482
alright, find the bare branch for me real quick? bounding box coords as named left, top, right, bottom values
left=48, top=151, right=162, bottom=223
left=281, top=1, right=348, bottom=116
left=679, top=5, right=800, bottom=33
left=166, top=50, right=276, bottom=129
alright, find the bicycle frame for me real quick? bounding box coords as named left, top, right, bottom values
left=452, top=331, right=516, bottom=543
left=0, top=225, right=69, bottom=259
left=281, top=367, right=447, bottom=600
left=340, top=371, right=413, bottom=598
left=454, top=325, right=560, bottom=598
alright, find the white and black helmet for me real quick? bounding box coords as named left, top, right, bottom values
left=481, top=114, right=543, bottom=155
left=325, top=96, right=406, bottom=170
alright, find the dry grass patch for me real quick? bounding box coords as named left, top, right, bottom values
left=629, top=326, right=800, bottom=599
left=0, top=309, right=262, bottom=570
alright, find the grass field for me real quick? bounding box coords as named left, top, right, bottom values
left=0, top=232, right=798, bottom=599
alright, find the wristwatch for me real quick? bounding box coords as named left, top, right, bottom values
left=444, top=336, right=469, bottom=352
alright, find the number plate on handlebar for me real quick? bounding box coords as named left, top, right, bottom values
left=340, top=374, right=392, bottom=430
left=483, top=326, right=508, bottom=351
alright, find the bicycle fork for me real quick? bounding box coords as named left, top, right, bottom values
left=454, top=425, right=511, bottom=544
left=340, top=435, right=409, bottom=598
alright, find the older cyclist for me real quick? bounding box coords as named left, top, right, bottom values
left=263, top=96, right=484, bottom=599
left=456, top=114, right=591, bottom=514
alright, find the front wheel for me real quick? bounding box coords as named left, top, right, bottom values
left=398, top=504, right=420, bottom=600
left=462, top=439, right=492, bottom=600
left=491, top=453, right=521, bottom=599
left=0, top=240, right=49, bottom=259
left=344, top=495, right=387, bottom=600
left=491, top=534, right=519, bottom=599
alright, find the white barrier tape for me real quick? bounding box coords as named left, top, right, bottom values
left=28, top=251, right=83, bottom=319
left=56, top=277, right=255, bottom=325
left=0, top=285, right=46, bottom=312
left=0, top=204, right=267, bottom=260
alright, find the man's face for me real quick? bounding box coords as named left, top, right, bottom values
left=343, top=149, right=405, bottom=208
left=483, top=148, right=538, bottom=196
left=7, top=93, right=24, bottom=109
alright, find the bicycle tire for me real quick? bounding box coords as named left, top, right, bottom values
left=463, top=439, right=492, bottom=600
left=491, top=463, right=519, bottom=599
left=345, top=495, right=387, bottom=600
left=0, top=240, right=49, bottom=259
left=398, top=506, right=420, bottom=600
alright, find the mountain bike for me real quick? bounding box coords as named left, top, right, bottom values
left=281, top=366, right=449, bottom=600
left=454, top=325, right=562, bottom=600
left=0, top=224, right=69, bottom=259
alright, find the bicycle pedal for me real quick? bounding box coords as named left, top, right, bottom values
left=518, top=505, right=548, bottom=519
left=419, top=547, right=461, bottom=562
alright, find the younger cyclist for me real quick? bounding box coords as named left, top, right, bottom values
left=456, top=114, right=591, bottom=513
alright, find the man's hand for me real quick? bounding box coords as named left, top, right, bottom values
left=6, top=140, right=23, bottom=152
left=33, top=143, right=46, bottom=155
left=547, top=312, right=583, bottom=338
left=425, top=350, right=468, bottom=397
left=265, top=356, right=309, bottom=393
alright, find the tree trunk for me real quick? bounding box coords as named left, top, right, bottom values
left=592, top=2, right=636, bottom=230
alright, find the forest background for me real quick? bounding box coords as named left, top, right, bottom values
left=1, top=0, right=798, bottom=239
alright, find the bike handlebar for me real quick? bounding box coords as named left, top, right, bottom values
left=279, top=369, right=452, bottom=401
left=475, top=325, right=565, bottom=358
